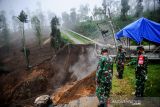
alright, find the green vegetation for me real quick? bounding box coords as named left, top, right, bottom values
left=31, top=16, right=42, bottom=47
left=130, top=40, right=155, bottom=46
left=112, top=64, right=134, bottom=97
left=112, top=62, right=160, bottom=97
left=61, top=32, right=74, bottom=44
left=61, top=0, right=160, bottom=45
left=50, top=16, right=62, bottom=50
left=17, top=10, right=29, bottom=67
left=145, top=63, right=160, bottom=96
left=112, top=16, right=135, bottom=32
left=73, top=21, right=99, bottom=39
left=143, top=8, right=160, bottom=23
left=67, top=30, right=91, bottom=44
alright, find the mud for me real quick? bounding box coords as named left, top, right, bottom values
left=0, top=41, right=99, bottom=106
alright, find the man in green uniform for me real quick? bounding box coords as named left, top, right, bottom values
left=115, top=45, right=126, bottom=79
left=96, top=47, right=113, bottom=107
left=128, top=45, right=148, bottom=97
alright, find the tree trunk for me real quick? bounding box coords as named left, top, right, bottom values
left=22, top=23, right=28, bottom=67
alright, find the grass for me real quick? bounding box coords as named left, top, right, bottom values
left=115, top=62, right=160, bottom=97
left=61, top=32, right=74, bottom=44
left=111, top=64, right=134, bottom=97
left=111, top=61, right=160, bottom=97
left=145, top=63, right=160, bottom=97
left=66, top=30, right=91, bottom=44
left=124, top=63, right=160, bottom=97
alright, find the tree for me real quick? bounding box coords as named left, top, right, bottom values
left=25, top=8, right=31, bottom=29
left=102, top=0, right=107, bottom=15
left=17, top=10, right=28, bottom=47
left=135, top=0, right=143, bottom=17
left=78, top=4, right=90, bottom=21
left=12, top=16, right=18, bottom=32
left=93, top=6, right=103, bottom=20
left=47, top=11, right=56, bottom=21
left=50, top=16, right=61, bottom=51
left=0, top=11, right=10, bottom=52
left=31, top=16, right=42, bottom=47
left=70, top=8, right=77, bottom=26
left=36, top=2, right=45, bottom=28
left=17, top=10, right=29, bottom=67
left=121, top=0, right=130, bottom=20
left=62, top=12, right=70, bottom=27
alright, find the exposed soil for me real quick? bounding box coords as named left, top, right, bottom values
left=0, top=37, right=97, bottom=106
left=52, top=71, right=96, bottom=105
left=52, top=70, right=134, bottom=106
left=0, top=35, right=133, bottom=107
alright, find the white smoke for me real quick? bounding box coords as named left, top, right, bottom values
left=69, top=47, right=98, bottom=80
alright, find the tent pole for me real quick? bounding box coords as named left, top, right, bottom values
left=129, top=39, right=130, bottom=54
left=149, top=42, right=150, bottom=51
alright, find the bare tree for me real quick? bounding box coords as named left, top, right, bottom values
left=70, top=8, right=77, bottom=26
left=31, top=16, right=42, bottom=48
left=17, top=10, right=30, bottom=68
left=62, top=12, right=70, bottom=27
left=121, top=0, right=130, bottom=20
left=0, top=11, right=10, bottom=52
left=78, top=4, right=90, bottom=21
left=135, top=0, right=143, bottom=17
left=17, top=10, right=28, bottom=48
left=93, top=6, right=104, bottom=20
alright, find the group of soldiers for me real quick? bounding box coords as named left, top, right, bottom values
left=96, top=45, right=148, bottom=107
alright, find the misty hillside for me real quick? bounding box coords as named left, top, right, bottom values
left=0, top=0, right=160, bottom=107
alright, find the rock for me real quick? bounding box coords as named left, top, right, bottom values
left=34, top=95, right=52, bottom=107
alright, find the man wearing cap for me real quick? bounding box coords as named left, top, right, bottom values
left=127, top=45, right=148, bottom=97
left=115, top=45, right=126, bottom=79
left=96, top=47, right=113, bottom=107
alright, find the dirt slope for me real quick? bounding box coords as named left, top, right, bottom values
left=52, top=69, right=134, bottom=106
left=52, top=71, right=96, bottom=105
left=0, top=42, right=97, bottom=106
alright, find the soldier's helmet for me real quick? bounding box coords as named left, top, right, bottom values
left=101, top=47, right=108, bottom=54
left=137, top=45, right=144, bottom=51
left=118, top=45, right=122, bottom=49
left=137, top=45, right=144, bottom=54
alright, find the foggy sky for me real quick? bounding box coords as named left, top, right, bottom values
left=0, top=0, right=157, bottom=28
left=0, top=0, right=102, bottom=17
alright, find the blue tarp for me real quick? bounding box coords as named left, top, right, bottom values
left=115, top=17, right=160, bottom=44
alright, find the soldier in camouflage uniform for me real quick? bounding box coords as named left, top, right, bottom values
left=128, top=46, right=148, bottom=97
left=115, top=45, right=126, bottom=79
left=96, top=47, right=113, bottom=107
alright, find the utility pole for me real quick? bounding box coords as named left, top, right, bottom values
left=107, top=8, right=117, bottom=50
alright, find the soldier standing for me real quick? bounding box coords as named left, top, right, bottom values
left=115, top=45, right=126, bottom=79
left=96, top=47, right=113, bottom=107
left=128, top=45, right=148, bottom=97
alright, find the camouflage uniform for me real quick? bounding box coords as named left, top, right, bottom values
left=96, top=48, right=113, bottom=104
left=128, top=46, right=148, bottom=97
left=115, top=45, right=126, bottom=79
